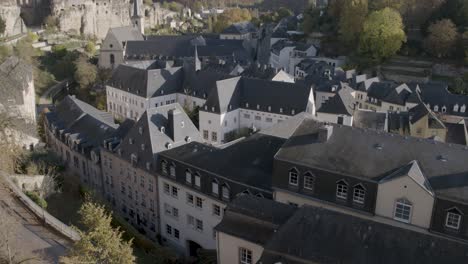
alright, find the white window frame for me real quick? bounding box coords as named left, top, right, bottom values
left=212, top=180, right=219, bottom=195
left=185, top=169, right=192, bottom=184
left=195, top=173, right=201, bottom=188
left=446, top=211, right=462, bottom=230
left=394, top=199, right=412, bottom=223
left=239, top=247, right=253, bottom=264
left=289, top=168, right=299, bottom=186
left=336, top=181, right=348, bottom=200
left=303, top=172, right=315, bottom=191
left=353, top=185, right=366, bottom=205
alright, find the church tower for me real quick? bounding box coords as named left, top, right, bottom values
left=131, top=0, right=144, bottom=35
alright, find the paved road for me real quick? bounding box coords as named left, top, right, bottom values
left=0, top=182, right=71, bottom=263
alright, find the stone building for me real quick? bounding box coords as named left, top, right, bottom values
left=0, top=0, right=27, bottom=37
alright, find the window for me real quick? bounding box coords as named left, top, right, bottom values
left=446, top=209, right=462, bottom=230
left=336, top=180, right=348, bottom=200
left=172, top=207, right=179, bottom=219
left=239, top=248, right=252, bottom=264
left=187, top=215, right=195, bottom=227
left=187, top=193, right=194, bottom=205
left=212, top=132, right=218, bottom=142
left=353, top=185, right=366, bottom=204
left=213, top=204, right=221, bottom=216
left=196, top=219, right=203, bottom=231
left=171, top=186, right=178, bottom=198
left=454, top=104, right=459, bottom=112
left=222, top=185, right=230, bottom=200
left=244, top=113, right=250, bottom=119
left=185, top=170, right=192, bottom=184
left=289, top=168, right=299, bottom=186
left=394, top=199, right=412, bottom=223
left=163, top=183, right=170, bottom=194
left=212, top=180, right=219, bottom=195
left=266, top=117, right=273, bottom=123
left=203, top=130, right=209, bottom=140
left=161, top=160, right=168, bottom=174
left=110, top=54, right=115, bottom=64
left=255, top=116, right=261, bottom=121
left=196, top=197, right=203, bottom=209
left=303, top=172, right=315, bottom=191
left=174, top=229, right=180, bottom=239
left=169, top=163, right=176, bottom=177
left=195, top=173, right=201, bottom=188
left=166, top=224, right=172, bottom=235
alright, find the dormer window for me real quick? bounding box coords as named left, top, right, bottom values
left=229, top=105, right=232, bottom=110
left=245, top=102, right=249, bottom=108
left=442, top=106, right=447, bottom=113
left=303, top=172, right=315, bottom=191
left=194, top=173, right=201, bottom=188
left=353, top=184, right=366, bottom=205
left=181, top=121, right=185, bottom=128
left=205, top=105, right=208, bottom=110
left=146, top=162, right=151, bottom=171
left=161, top=160, right=168, bottom=174
left=212, top=179, right=219, bottom=195
left=461, top=105, right=466, bottom=113
left=336, top=180, right=348, bottom=200
left=169, top=163, right=176, bottom=177
left=129, top=138, right=134, bottom=144
left=256, top=104, right=260, bottom=110
left=268, top=106, right=271, bottom=112
left=434, top=105, right=439, bottom=112
left=291, top=109, right=295, bottom=115
left=222, top=184, right=230, bottom=200
left=141, top=144, right=145, bottom=151
left=130, top=154, right=138, bottom=166
left=212, top=107, right=215, bottom=112
left=288, top=168, right=299, bottom=186
left=138, top=127, right=143, bottom=135
left=185, top=169, right=192, bottom=184
left=454, top=104, right=459, bottom=112
left=161, top=127, right=165, bottom=133
left=445, top=208, right=463, bottom=230
left=280, top=108, right=283, bottom=114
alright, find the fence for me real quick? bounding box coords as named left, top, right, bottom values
left=4, top=176, right=81, bottom=242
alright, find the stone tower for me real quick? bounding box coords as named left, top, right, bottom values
left=132, top=0, right=144, bottom=35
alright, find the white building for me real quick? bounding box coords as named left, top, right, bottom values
left=270, top=40, right=317, bottom=74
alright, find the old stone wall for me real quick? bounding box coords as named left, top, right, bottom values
left=0, top=1, right=27, bottom=37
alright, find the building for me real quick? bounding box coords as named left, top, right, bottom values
left=316, top=85, right=355, bottom=126
left=43, top=96, right=128, bottom=191
left=155, top=115, right=305, bottom=256
left=100, top=103, right=202, bottom=240
left=0, top=56, right=36, bottom=124
left=270, top=40, right=317, bottom=73
left=220, top=21, right=257, bottom=40
left=216, top=195, right=468, bottom=264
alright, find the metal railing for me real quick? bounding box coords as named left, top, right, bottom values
left=4, top=176, right=81, bottom=242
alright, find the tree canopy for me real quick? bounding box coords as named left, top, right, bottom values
left=0, top=17, right=6, bottom=36
left=358, top=8, right=406, bottom=62
left=74, top=55, right=97, bottom=90
left=339, top=0, right=368, bottom=47
left=424, top=19, right=459, bottom=58
left=212, top=8, right=252, bottom=33
left=60, top=201, right=135, bottom=264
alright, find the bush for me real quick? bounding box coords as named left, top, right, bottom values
left=25, top=191, right=48, bottom=209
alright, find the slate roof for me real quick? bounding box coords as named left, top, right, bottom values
left=367, top=82, right=418, bottom=106
left=114, top=103, right=202, bottom=170
left=125, top=36, right=251, bottom=64
left=215, top=195, right=296, bottom=246
left=446, top=123, right=467, bottom=146
left=275, top=118, right=468, bottom=203
left=108, top=64, right=183, bottom=98
left=271, top=39, right=296, bottom=55
left=108, top=26, right=144, bottom=44
left=202, top=77, right=311, bottom=116
left=352, top=110, right=387, bottom=131
left=258, top=205, right=468, bottom=264
left=221, top=21, right=257, bottom=35
left=416, top=82, right=468, bottom=118
left=159, top=132, right=287, bottom=191
left=317, top=86, right=355, bottom=115
left=45, top=96, right=119, bottom=156
left=409, top=103, right=445, bottom=129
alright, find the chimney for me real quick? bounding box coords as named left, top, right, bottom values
left=318, top=125, right=333, bottom=142
left=168, top=108, right=184, bottom=142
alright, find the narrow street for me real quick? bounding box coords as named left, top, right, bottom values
left=0, top=181, right=71, bottom=263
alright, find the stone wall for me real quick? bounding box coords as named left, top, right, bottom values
left=0, top=1, right=27, bottom=37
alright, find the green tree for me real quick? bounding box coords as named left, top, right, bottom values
left=60, top=201, right=135, bottom=264
left=424, top=19, right=459, bottom=58
left=339, top=0, right=368, bottom=47
left=143, top=0, right=153, bottom=6
left=358, top=8, right=406, bottom=62
left=74, top=55, right=97, bottom=90
left=213, top=8, right=252, bottom=33
left=84, top=41, right=96, bottom=55
left=0, top=17, right=6, bottom=36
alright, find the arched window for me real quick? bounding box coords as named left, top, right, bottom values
left=110, top=54, right=115, bottom=64
left=289, top=168, right=299, bottom=186
left=353, top=184, right=366, bottom=204
left=194, top=173, right=201, bottom=188
left=303, top=172, right=315, bottom=191
left=434, top=105, right=439, bottom=112
left=336, top=180, right=348, bottom=199
left=169, top=163, right=176, bottom=177
left=394, top=198, right=412, bottom=223
left=445, top=207, right=463, bottom=230
left=461, top=105, right=466, bottom=113
left=442, top=106, right=447, bottom=113
left=161, top=160, right=168, bottom=174
left=454, top=104, right=459, bottom=112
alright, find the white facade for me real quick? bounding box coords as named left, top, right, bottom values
left=158, top=177, right=226, bottom=256
left=316, top=112, right=353, bottom=126
left=217, top=232, right=264, bottom=264
left=270, top=46, right=295, bottom=72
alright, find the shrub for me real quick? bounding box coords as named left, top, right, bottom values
left=25, top=191, right=48, bottom=209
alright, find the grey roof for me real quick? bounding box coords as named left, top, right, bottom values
left=317, top=86, right=355, bottom=116
left=352, top=110, right=387, bottom=131
left=446, top=123, right=467, bottom=146
left=271, top=39, right=296, bottom=55
left=159, top=132, right=287, bottom=191
left=408, top=103, right=445, bottom=129
left=379, top=160, right=433, bottom=195
left=114, top=103, right=202, bottom=170
left=221, top=21, right=257, bottom=35
left=387, top=112, right=410, bottom=134
left=367, top=82, right=418, bottom=106
left=259, top=205, right=468, bottom=264
left=275, top=118, right=468, bottom=203
left=215, top=195, right=296, bottom=246
left=259, top=112, right=309, bottom=139
left=125, top=36, right=251, bottom=64
left=45, top=96, right=119, bottom=156
left=108, top=65, right=183, bottom=98
left=416, top=82, right=468, bottom=118
left=109, top=26, right=144, bottom=44
left=202, top=77, right=311, bottom=116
